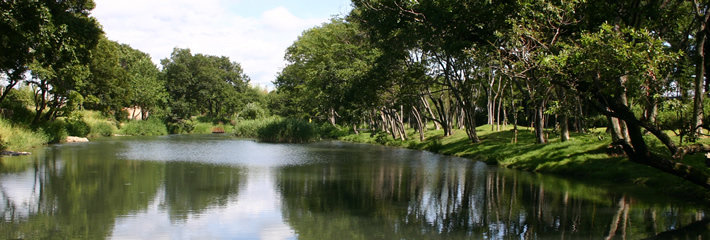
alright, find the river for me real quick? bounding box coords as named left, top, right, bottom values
left=0, top=134, right=707, bottom=239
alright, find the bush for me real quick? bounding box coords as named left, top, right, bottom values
left=192, top=122, right=213, bottom=134
left=318, top=123, right=348, bottom=139
left=257, top=118, right=318, bottom=143
left=120, top=118, right=168, bottom=136
left=41, top=120, right=69, bottom=143
left=66, top=118, right=90, bottom=137
left=238, top=102, right=269, bottom=120
left=89, top=121, right=116, bottom=137
left=166, top=119, right=195, bottom=134
left=234, top=117, right=277, bottom=138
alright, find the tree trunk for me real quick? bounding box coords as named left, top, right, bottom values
left=693, top=3, right=710, bottom=138
left=421, top=94, right=440, bottom=130
left=511, top=86, right=518, bottom=144
left=534, top=106, right=546, bottom=144
left=329, top=108, right=336, bottom=126
left=608, top=116, right=625, bottom=142
left=561, top=114, right=570, bottom=142
left=412, top=106, right=425, bottom=141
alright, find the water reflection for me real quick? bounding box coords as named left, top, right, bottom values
left=276, top=145, right=708, bottom=239
left=0, top=142, right=163, bottom=239
left=0, top=136, right=707, bottom=239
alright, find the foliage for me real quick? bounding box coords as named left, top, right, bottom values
left=88, top=121, right=115, bottom=137
left=0, top=118, right=47, bottom=151
left=65, top=117, right=90, bottom=137
left=161, top=48, right=250, bottom=120
left=233, top=117, right=277, bottom=138
left=40, top=120, right=69, bottom=143
left=0, top=85, right=35, bottom=124
left=317, top=123, right=348, bottom=139
left=257, top=118, right=319, bottom=143
left=238, top=102, right=269, bottom=120
left=275, top=18, right=380, bottom=122
left=120, top=118, right=168, bottom=136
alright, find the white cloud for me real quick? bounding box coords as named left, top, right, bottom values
left=92, top=0, right=331, bottom=90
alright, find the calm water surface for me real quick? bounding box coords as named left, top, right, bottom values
left=0, top=134, right=708, bottom=239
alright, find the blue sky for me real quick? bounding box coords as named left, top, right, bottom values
left=92, top=0, right=352, bottom=90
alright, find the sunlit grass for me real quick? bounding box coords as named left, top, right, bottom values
left=0, top=117, right=48, bottom=151
left=80, top=110, right=119, bottom=137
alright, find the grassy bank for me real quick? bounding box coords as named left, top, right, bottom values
left=340, top=124, right=710, bottom=201
left=0, top=118, right=48, bottom=151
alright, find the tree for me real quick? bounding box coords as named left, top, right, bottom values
left=22, top=0, right=103, bottom=124
left=161, top=48, right=250, bottom=121
left=119, top=43, right=166, bottom=120
left=0, top=0, right=49, bottom=104
left=555, top=24, right=710, bottom=189
left=276, top=18, right=379, bottom=125
left=81, top=36, right=129, bottom=115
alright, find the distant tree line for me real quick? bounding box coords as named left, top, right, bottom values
left=1, top=0, right=266, bottom=128
left=274, top=0, right=710, bottom=189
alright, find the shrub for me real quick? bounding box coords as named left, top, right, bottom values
left=192, top=122, right=213, bottom=134
left=120, top=118, right=168, bottom=136
left=234, top=117, right=277, bottom=138
left=318, top=123, right=348, bottom=139
left=89, top=121, right=116, bottom=137
left=238, top=102, right=269, bottom=120
left=65, top=118, right=90, bottom=137
left=40, top=120, right=69, bottom=143
left=166, top=119, right=195, bottom=134
left=257, top=118, right=318, bottom=143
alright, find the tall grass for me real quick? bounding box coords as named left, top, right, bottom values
left=258, top=118, right=319, bottom=143
left=191, top=122, right=213, bottom=134
left=120, top=118, right=168, bottom=136
left=81, top=110, right=118, bottom=137
left=234, top=117, right=278, bottom=138
left=0, top=118, right=48, bottom=151
left=234, top=117, right=335, bottom=143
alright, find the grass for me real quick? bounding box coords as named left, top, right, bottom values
left=0, top=117, right=48, bottom=151
left=81, top=110, right=119, bottom=137
left=340, top=124, right=710, bottom=201
left=119, top=118, right=168, bottom=136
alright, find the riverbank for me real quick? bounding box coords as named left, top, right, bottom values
left=0, top=111, right=235, bottom=152
left=339, top=125, right=710, bottom=202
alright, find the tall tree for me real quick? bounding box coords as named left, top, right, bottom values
left=20, top=0, right=102, bottom=124
left=81, top=36, right=129, bottom=115
left=276, top=18, right=379, bottom=125
left=119, top=43, right=166, bottom=120
left=161, top=48, right=250, bottom=121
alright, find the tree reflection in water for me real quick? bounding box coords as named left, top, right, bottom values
left=0, top=138, right=707, bottom=239
left=277, top=153, right=708, bottom=239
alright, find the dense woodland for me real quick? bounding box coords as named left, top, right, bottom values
left=3, top=0, right=710, bottom=190
left=275, top=0, right=710, bottom=190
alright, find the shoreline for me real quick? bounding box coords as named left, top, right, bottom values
left=337, top=125, right=710, bottom=203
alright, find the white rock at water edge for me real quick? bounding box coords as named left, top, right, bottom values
left=66, top=136, right=89, bottom=143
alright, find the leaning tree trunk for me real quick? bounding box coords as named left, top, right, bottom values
left=412, top=106, right=425, bottom=141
